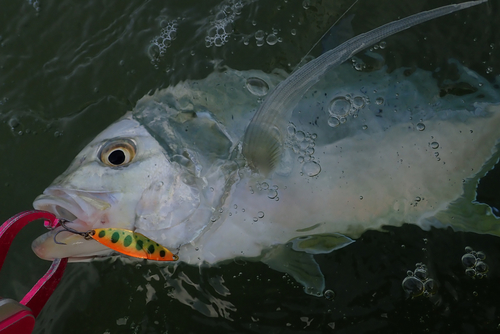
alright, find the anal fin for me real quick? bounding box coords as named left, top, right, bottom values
left=262, top=243, right=325, bottom=296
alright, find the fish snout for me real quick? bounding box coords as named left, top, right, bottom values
left=32, top=188, right=123, bottom=261
left=33, top=187, right=118, bottom=226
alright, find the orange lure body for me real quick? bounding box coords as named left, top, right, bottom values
left=91, top=228, right=178, bottom=261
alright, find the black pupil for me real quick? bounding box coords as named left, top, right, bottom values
left=108, top=149, right=126, bottom=165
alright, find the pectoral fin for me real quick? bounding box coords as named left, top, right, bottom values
left=242, top=121, right=282, bottom=175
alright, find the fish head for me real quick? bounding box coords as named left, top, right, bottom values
left=32, top=113, right=204, bottom=261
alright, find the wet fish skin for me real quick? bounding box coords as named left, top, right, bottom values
left=30, top=0, right=498, bottom=293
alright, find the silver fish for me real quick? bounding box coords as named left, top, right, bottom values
left=32, top=1, right=498, bottom=294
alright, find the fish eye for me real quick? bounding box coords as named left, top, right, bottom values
left=99, top=139, right=136, bottom=167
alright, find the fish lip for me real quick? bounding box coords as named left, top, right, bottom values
left=31, top=227, right=112, bottom=262
left=33, top=187, right=117, bottom=231
left=32, top=187, right=119, bottom=261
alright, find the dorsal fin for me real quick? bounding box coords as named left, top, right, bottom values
left=242, top=0, right=487, bottom=175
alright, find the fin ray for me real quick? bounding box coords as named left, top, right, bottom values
left=242, top=0, right=487, bottom=174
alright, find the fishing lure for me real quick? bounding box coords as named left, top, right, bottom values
left=54, top=220, right=178, bottom=261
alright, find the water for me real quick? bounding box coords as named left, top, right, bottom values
left=0, top=0, right=499, bottom=333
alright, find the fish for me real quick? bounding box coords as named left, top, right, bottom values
left=31, top=0, right=499, bottom=295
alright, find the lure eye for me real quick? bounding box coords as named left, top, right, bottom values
left=99, top=139, right=136, bottom=167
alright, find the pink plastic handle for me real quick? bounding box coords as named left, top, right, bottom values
left=0, top=210, right=68, bottom=317
left=19, top=258, right=67, bottom=317
left=0, top=210, right=57, bottom=269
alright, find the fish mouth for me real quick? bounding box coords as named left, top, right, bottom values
left=32, top=188, right=118, bottom=261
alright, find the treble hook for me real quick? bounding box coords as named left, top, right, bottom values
left=53, top=219, right=95, bottom=245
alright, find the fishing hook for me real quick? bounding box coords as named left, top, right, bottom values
left=53, top=219, right=95, bottom=245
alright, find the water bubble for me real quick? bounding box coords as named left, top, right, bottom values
left=324, top=290, right=335, bottom=300
left=462, top=247, right=488, bottom=278
left=352, top=96, right=365, bottom=109
left=253, top=217, right=258, bottom=222
left=266, top=34, right=278, bottom=45
left=302, top=0, right=311, bottom=9
left=475, top=261, right=488, bottom=274
left=287, top=124, right=296, bottom=136
left=403, top=263, right=436, bottom=297
left=353, top=62, right=365, bottom=71
left=328, top=96, right=351, bottom=117
left=150, top=20, right=178, bottom=58
left=402, top=276, right=424, bottom=297
left=291, top=28, right=297, bottom=36
left=462, top=253, right=477, bottom=268
left=362, top=125, right=368, bottom=130
left=414, top=268, right=428, bottom=280
left=8, top=118, right=20, bottom=129
left=255, top=30, right=265, bottom=40
left=416, top=123, right=425, bottom=131
left=267, top=189, right=278, bottom=199
left=379, top=41, right=387, bottom=49
left=465, top=268, right=476, bottom=277
left=423, top=279, right=436, bottom=294
left=261, top=182, right=269, bottom=190
left=302, top=161, right=321, bottom=177
left=430, top=141, right=439, bottom=149
left=295, top=131, right=305, bottom=141
left=257, top=211, right=264, bottom=218
left=204, top=2, right=242, bottom=48
left=299, top=140, right=309, bottom=150
left=375, top=97, right=384, bottom=105
left=327, top=116, right=340, bottom=127
left=214, top=37, right=224, bottom=47
left=245, top=77, right=269, bottom=96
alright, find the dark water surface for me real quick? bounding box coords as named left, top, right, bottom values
left=1, top=0, right=499, bottom=333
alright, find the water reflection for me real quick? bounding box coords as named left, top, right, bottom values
left=29, top=224, right=500, bottom=333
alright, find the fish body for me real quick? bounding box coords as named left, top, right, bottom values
left=31, top=1, right=499, bottom=292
